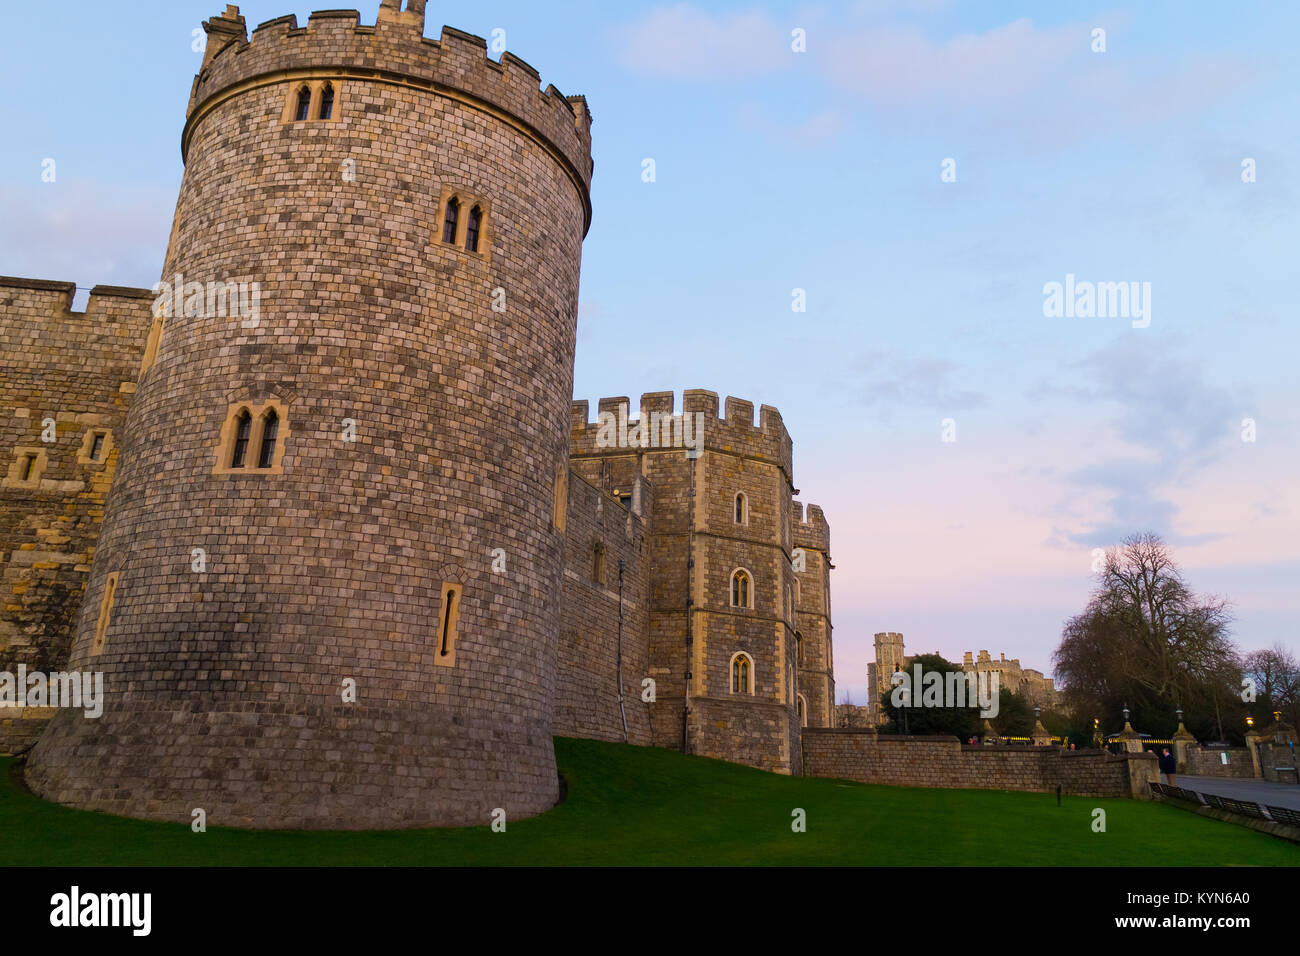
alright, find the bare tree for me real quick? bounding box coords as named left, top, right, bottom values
left=1243, top=644, right=1300, bottom=722
left=1054, top=532, right=1239, bottom=736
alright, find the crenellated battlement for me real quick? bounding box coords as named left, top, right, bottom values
left=570, top=389, right=793, bottom=479
left=0, top=278, right=154, bottom=385
left=185, top=3, right=592, bottom=221
left=792, top=500, right=831, bottom=553
left=0, top=276, right=154, bottom=319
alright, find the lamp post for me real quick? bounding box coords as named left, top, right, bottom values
left=1116, top=704, right=1143, bottom=754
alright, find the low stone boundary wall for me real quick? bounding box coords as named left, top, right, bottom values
left=802, top=729, right=1156, bottom=798
left=1185, top=746, right=1254, bottom=778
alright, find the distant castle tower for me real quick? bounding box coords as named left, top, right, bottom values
left=27, top=2, right=594, bottom=828
left=867, top=631, right=905, bottom=723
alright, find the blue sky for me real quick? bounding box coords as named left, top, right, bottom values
left=3, top=1, right=1297, bottom=702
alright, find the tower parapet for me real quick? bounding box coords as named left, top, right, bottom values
left=187, top=4, right=592, bottom=231
left=570, top=390, right=793, bottom=481
left=792, top=502, right=830, bottom=554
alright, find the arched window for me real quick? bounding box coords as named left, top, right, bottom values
left=318, top=83, right=334, bottom=120
left=797, top=694, right=808, bottom=727
left=730, top=569, right=751, bottom=608
left=796, top=631, right=804, bottom=665
left=442, top=197, right=460, bottom=244
left=466, top=205, right=482, bottom=252
left=734, top=492, right=747, bottom=524
left=257, top=409, right=279, bottom=469
left=295, top=85, right=312, bottom=122
left=231, top=409, right=252, bottom=468
left=731, top=653, right=753, bottom=694
left=592, top=542, right=606, bottom=586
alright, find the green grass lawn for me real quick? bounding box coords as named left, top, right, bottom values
left=2, top=737, right=1295, bottom=866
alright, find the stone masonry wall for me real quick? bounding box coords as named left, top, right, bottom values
left=1185, top=746, right=1255, bottom=778
left=555, top=471, right=653, bottom=744
left=0, top=278, right=152, bottom=754
left=802, top=729, right=1157, bottom=798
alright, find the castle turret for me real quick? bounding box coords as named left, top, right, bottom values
left=793, top=501, right=834, bottom=728
left=27, top=2, right=593, bottom=828
left=868, top=631, right=906, bottom=724
left=568, top=391, right=804, bottom=773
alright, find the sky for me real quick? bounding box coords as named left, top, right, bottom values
left=2, top=1, right=1297, bottom=703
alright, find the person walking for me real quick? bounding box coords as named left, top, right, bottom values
left=1158, top=747, right=1178, bottom=786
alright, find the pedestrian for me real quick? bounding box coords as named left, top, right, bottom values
left=1158, top=747, right=1177, bottom=786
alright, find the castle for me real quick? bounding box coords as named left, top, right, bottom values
left=865, top=632, right=1056, bottom=725
left=0, top=2, right=834, bottom=828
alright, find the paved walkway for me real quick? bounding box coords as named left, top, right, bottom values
left=1174, top=775, right=1300, bottom=811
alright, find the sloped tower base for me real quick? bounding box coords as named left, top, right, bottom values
left=29, top=702, right=557, bottom=829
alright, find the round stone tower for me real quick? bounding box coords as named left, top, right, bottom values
left=26, top=1, right=593, bottom=828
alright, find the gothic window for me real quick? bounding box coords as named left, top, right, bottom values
left=797, top=694, right=808, bottom=727
left=442, top=197, right=460, bottom=244
left=295, top=85, right=312, bottom=121
left=318, top=83, right=334, bottom=120
left=257, top=409, right=279, bottom=469
left=466, top=205, right=482, bottom=252
left=592, top=542, right=606, bottom=586
left=216, top=402, right=288, bottom=475
left=731, top=569, right=752, bottom=609
left=796, top=631, right=804, bottom=666
left=731, top=652, right=753, bottom=694
left=231, top=409, right=252, bottom=468
left=734, top=492, right=747, bottom=524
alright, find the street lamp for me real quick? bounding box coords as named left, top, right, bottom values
left=1176, top=707, right=1183, bottom=724
left=1122, top=704, right=1130, bottom=723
